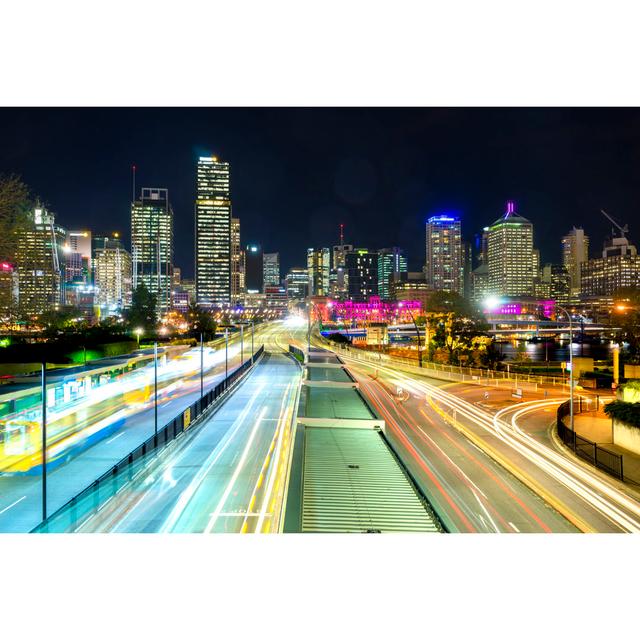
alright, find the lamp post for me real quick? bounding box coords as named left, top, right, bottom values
left=399, top=302, right=422, bottom=368
left=307, top=301, right=312, bottom=356
left=200, top=332, right=204, bottom=398
left=225, top=328, right=229, bottom=380
left=154, top=341, right=158, bottom=442
left=41, top=362, right=47, bottom=522
left=240, top=324, right=244, bottom=364
left=251, top=320, right=254, bottom=363
left=134, top=327, right=143, bottom=348
left=556, top=305, right=574, bottom=432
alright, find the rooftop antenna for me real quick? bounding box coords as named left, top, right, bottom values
left=340, top=222, right=344, bottom=245
left=600, top=209, right=628, bottom=239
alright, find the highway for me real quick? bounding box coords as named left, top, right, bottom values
left=329, top=343, right=640, bottom=532
left=58, top=322, right=303, bottom=533
left=0, top=326, right=269, bottom=533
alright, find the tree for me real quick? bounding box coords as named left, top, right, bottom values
left=125, top=283, right=157, bottom=333
left=613, top=287, right=640, bottom=364
left=426, top=291, right=474, bottom=318
left=186, top=301, right=217, bottom=340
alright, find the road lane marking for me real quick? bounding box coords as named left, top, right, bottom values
left=509, top=521, right=520, bottom=532
left=106, top=432, right=125, bottom=444
left=0, top=495, right=26, bottom=515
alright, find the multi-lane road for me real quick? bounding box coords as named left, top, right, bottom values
left=0, top=327, right=270, bottom=533
left=328, top=344, right=640, bottom=532
left=43, top=321, right=304, bottom=533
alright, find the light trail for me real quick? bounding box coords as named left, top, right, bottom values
left=336, top=349, right=640, bottom=532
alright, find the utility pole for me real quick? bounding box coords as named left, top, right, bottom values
left=41, top=362, right=47, bottom=522
left=240, top=324, right=244, bottom=363
left=225, top=328, right=229, bottom=380
left=557, top=305, right=574, bottom=432
left=251, top=321, right=254, bottom=363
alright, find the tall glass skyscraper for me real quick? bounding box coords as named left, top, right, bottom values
left=307, top=248, right=330, bottom=296
left=263, top=252, right=280, bottom=289
left=131, top=188, right=173, bottom=313
left=195, top=156, right=231, bottom=308
left=230, top=217, right=244, bottom=303
left=425, top=214, right=463, bottom=295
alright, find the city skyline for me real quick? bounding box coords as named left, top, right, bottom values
left=3, top=108, right=640, bottom=278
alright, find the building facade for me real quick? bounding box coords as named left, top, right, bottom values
left=263, top=252, right=280, bottom=289
left=15, top=205, right=66, bottom=315
left=377, top=247, right=407, bottom=301
left=345, top=249, right=378, bottom=302
left=562, top=227, right=589, bottom=295
left=131, top=187, right=173, bottom=313
left=285, top=267, right=309, bottom=299
left=230, top=217, right=244, bottom=303
left=307, top=248, right=330, bottom=297
left=245, top=244, right=263, bottom=293
left=93, top=234, right=133, bottom=314
left=487, top=201, right=534, bottom=297
left=425, top=214, right=463, bottom=295
left=195, top=156, right=231, bottom=308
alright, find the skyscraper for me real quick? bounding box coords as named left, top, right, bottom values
left=15, top=205, right=66, bottom=315
left=487, top=201, right=534, bottom=297
left=425, top=214, right=463, bottom=295
left=245, top=244, right=264, bottom=293
left=345, top=249, right=378, bottom=302
left=307, top=248, right=330, bottom=297
left=65, top=230, right=92, bottom=284
left=195, top=156, right=231, bottom=308
left=93, top=233, right=133, bottom=314
left=377, top=247, right=407, bottom=300
left=263, top=252, right=280, bottom=289
left=230, top=217, right=244, bottom=303
left=131, top=187, right=173, bottom=313
left=580, top=234, right=640, bottom=296
left=562, top=227, right=589, bottom=295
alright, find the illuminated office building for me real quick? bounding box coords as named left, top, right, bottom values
left=93, top=233, right=132, bottom=314
left=15, top=205, right=66, bottom=315
left=425, top=214, right=463, bottom=295
left=263, top=252, right=280, bottom=289
left=131, top=187, right=173, bottom=313
left=245, top=244, right=263, bottom=293
left=307, top=248, right=330, bottom=297
left=345, top=248, right=378, bottom=302
left=195, top=156, right=231, bottom=307
left=580, top=236, right=640, bottom=296
left=377, top=247, right=407, bottom=301
left=285, top=267, right=309, bottom=299
left=487, top=200, right=534, bottom=297
left=562, top=227, right=589, bottom=295
left=231, top=217, right=244, bottom=302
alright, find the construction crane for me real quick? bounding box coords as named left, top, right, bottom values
left=600, top=209, right=629, bottom=239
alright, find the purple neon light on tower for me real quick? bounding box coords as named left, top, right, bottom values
left=506, top=200, right=515, bottom=215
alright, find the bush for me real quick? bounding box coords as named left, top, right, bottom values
left=604, top=400, right=640, bottom=429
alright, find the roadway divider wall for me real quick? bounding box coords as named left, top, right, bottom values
left=32, top=346, right=266, bottom=533
left=556, top=400, right=623, bottom=480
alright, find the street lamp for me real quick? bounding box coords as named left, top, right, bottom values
left=556, top=304, right=574, bottom=432
left=154, top=341, right=158, bottom=443
left=251, top=320, right=254, bottom=364
left=399, top=302, right=422, bottom=368
left=225, top=327, right=229, bottom=380
left=134, top=327, right=143, bottom=348
left=200, top=332, right=204, bottom=398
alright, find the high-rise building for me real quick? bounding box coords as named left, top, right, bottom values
left=377, top=247, right=407, bottom=301
left=425, top=214, right=463, bottom=295
left=474, top=227, right=490, bottom=268
left=230, top=218, right=244, bottom=303
left=65, top=230, right=92, bottom=284
left=15, top=205, right=66, bottom=315
left=307, top=248, right=330, bottom=297
left=487, top=201, right=534, bottom=297
left=540, top=263, right=571, bottom=304
left=580, top=235, right=640, bottom=296
left=172, top=267, right=182, bottom=287
left=285, top=267, right=309, bottom=299
left=245, top=244, right=264, bottom=293
left=263, top=252, right=280, bottom=289
left=345, top=249, right=378, bottom=302
left=93, top=233, right=133, bottom=314
left=131, top=187, right=173, bottom=313
left=562, top=227, right=589, bottom=295
left=195, top=156, right=231, bottom=308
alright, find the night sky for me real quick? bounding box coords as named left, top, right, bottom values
left=1, top=107, right=640, bottom=278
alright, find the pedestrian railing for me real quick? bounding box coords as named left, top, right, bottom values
left=32, top=346, right=265, bottom=532
left=556, top=400, right=623, bottom=480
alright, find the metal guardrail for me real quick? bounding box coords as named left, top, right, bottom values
left=556, top=400, right=623, bottom=480
left=32, top=346, right=265, bottom=532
